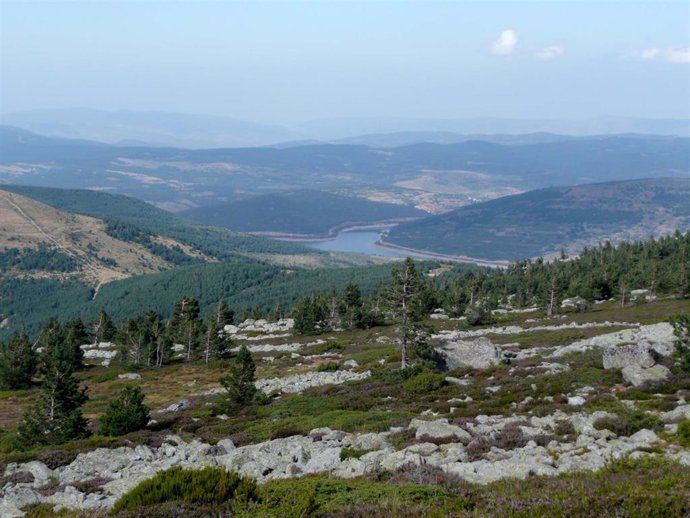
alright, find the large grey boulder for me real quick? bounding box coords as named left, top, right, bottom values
left=603, top=343, right=656, bottom=370
left=435, top=337, right=502, bottom=370
left=118, top=373, right=142, bottom=381
left=621, top=364, right=671, bottom=387
left=408, top=418, right=471, bottom=441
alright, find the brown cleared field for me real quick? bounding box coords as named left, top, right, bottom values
left=0, top=189, right=196, bottom=285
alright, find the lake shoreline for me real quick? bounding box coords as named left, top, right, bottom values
left=250, top=221, right=413, bottom=242
left=374, top=238, right=511, bottom=268
left=265, top=225, right=511, bottom=267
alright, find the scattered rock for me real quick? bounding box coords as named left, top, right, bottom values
left=567, top=396, right=586, bottom=406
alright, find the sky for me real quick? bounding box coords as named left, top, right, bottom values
left=1, top=0, right=689, bottom=123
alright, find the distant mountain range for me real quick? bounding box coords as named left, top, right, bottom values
left=0, top=109, right=303, bottom=149
left=181, top=190, right=426, bottom=237
left=2, top=125, right=687, bottom=208
left=385, top=178, right=690, bottom=261
left=2, top=109, right=689, bottom=148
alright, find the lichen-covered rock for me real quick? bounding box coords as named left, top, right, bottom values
left=408, top=418, right=471, bottom=441
left=621, top=364, right=671, bottom=387
left=603, top=343, right=657, bottom=370
left=256, top=370, right=371, bottom=394
left=435, top=337, right=502, bottom=370
left=157, top=399, right=191, bottom=414
left=118, top=373, right=142, bottom=380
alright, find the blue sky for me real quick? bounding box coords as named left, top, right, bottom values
left=1, top=0, right=689, bottom=122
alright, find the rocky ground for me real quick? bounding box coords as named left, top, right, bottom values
left=1, top=300, right=690, bottom=516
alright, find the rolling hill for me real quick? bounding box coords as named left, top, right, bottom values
left=384, top=178, right=690, bottom=261
left=0, top=189, right=202, bottom=286
left=2, top=126, right=688, bottom=216
left=182, top=190, right=426, bottom=236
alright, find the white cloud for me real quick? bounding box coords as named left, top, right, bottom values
left=666, top=47, right=690, bottom=63
left=491, top=29, right=518, bottom=56
left=631, top=46, right=689, bottom=63
left=638, top=48, right=661, bottom=61
left=535, top=45, right=565, bottom=61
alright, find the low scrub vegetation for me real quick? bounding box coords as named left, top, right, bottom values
left=111, top=466, right=258, bottom=513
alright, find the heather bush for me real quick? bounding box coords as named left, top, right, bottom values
left=111, top=466, right=258, bottom=513
left=677, top=419, right=690, bottom=446
left=403, top=371, right=445, bottom=394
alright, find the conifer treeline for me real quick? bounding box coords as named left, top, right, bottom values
left=438, top=231, right=690, bottom=315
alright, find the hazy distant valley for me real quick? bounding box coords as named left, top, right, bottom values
left=1, top=121, right=689, bottom=263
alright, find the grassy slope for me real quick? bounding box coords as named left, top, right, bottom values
left=3, top=298, right=690, bottom=517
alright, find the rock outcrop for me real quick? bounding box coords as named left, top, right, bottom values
left=256, top=370, right=371, bottom=394
left=3, top=409, right=687, bottom=516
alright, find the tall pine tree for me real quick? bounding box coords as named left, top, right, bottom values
left=18, top=345, right=89, bottom=446
left=0, top=331, right=36, bottom=389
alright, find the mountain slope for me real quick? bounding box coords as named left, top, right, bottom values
left=182, top=190, right=426, bottom=236
left=0, top=185, right=319, bottom=259
left=0, top=189, right=201, bottom=285
left=384, top=178, right=690, bottom=261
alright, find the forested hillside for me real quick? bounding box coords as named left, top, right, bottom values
left=385, top=178, right=690, bottom=261
left=182, top=190, right=425, bottom=236
left=0, top=185, right=315, bottom=258
left=0, top=261, right=430, bottom=338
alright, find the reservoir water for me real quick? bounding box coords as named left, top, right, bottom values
left=298, top=230, right=408, bottom=257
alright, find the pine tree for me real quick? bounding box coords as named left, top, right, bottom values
left=117, top=315, right=151, bottom=366
left=64, top=318, right=88, bottom=369
left=671, top=314, right=690, bottom=372
left=100, top=386, right=150, bottom=436
left=0, top=331, right=36, bottom=389
left=38, top=319, right=83, bottom=372
left=169, top=297, right=201, bottom=361
left=18, top=347, right=89, bottom=446
left=91, top=310, right=116, bottom=344
left=146, top=311, right=171, bottom=367
left=384, top=257, right=424, bottom=369
left=220, top=345, right=257, bottom=407
left=202, top=300, right=234, bottom=364
left=342, top=283, right=363, bottom=329
left=213, top=299, right=234, bottom=327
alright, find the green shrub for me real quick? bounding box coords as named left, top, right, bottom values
left=111, top=466, right=258, bottom=513
left=99, top=386, right=150, bottom=436
left=676, top=419, right=690, bottom=446
left=339, top=447, right=374, bottom=461
left=93, top=371, right=118, bottom=383
left=372, top=362, right=425, bottom=383
left=312, top=339, right=350, bottom=353
left=317, top=362, right=340, bottom=372
left=403, top=371, right=445, bottom=394
left=593, top=406, right=663, bottom=436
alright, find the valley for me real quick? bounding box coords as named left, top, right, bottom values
left=2, top=2, right=690, bottom=516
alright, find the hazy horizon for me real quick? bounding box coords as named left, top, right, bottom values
left=2, top=1, right=689, bottom=125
